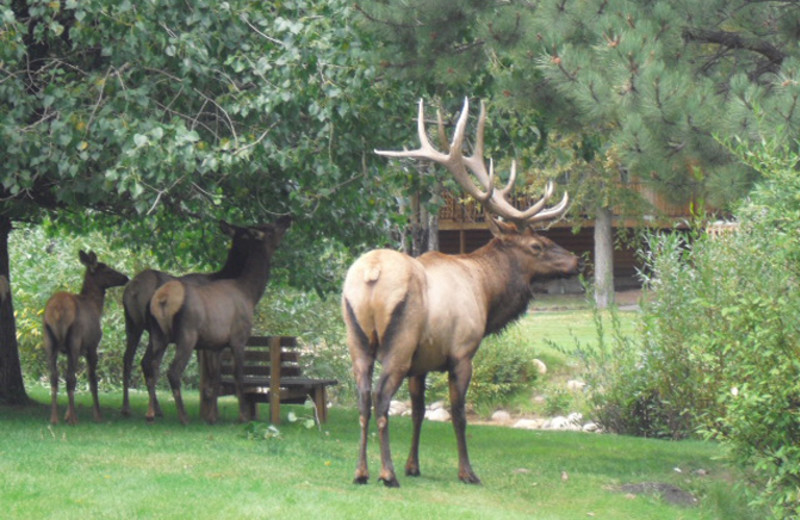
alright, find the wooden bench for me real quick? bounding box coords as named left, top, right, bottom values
left=197, top=336, right=338, bottom=424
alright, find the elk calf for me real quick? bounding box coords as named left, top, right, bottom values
left=343, top=99, right=579, bottom=487
left=44, top=251, right=129, bottom=425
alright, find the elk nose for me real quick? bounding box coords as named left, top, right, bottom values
left=576, top=257, right=586, bottom=273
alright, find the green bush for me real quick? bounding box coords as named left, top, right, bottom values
left=580, top=137, right=800, bottom=517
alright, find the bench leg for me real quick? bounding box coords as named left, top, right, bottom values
left=312, top=386, right=328, bottom=423
left=248, top=395, right=259, bottom=421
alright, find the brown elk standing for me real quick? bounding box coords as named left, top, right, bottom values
left=44, top=250, right=129, bottom=425
left=342, top=99, right=580, bottom=487
left=120, top=221, right=255, bottom=419
left=144, top=216, right=291, bottom=425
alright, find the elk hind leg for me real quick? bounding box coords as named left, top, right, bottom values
left=166, top=337, right=196, bottom=425
left=142, top=337, right=167, bottom=422
left=405, top=374, right=427, bottom=477
left=351, top=354, right=375, bottom=485
left=64, top=347, right=79, bottom=426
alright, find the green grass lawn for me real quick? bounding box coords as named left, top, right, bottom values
left=1, top=385, right=758, bottom=520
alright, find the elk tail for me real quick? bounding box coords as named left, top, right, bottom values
left=149, top=281, right=185, bottom=338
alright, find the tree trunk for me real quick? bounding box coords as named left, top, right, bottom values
left=594, top=206, right=615, bottom=309
left=428, top=209, right=439, bottom=252
left=0, top=216, right=29, bottom=405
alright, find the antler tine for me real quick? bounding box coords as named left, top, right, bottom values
left=376, top=98, right=570, bottom=228
left=526, top=190, right=570, bottom=223
left=375, top=98, right=493, bottom=203
left=375, top=99, right=448, bottom=163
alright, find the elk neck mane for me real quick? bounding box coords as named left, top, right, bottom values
left=467, top=237, right=535, bottom=336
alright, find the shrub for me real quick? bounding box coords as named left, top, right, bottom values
left=580, top=136, right=800, bottom=517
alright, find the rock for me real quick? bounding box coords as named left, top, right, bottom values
left=567, top=412, right=584, bottom=425
left=566, top=380, right=586, bottom=392
left=491, top=410, right=512, bottom=423
left=426, top=407, right=451, bottom=422
left=429, top=400, right=446, bottom=411
left=582, top=422, right=599, bottom=433
left=543, top=416, right=581, bottom=431
left=513, top=418, right=544, bottom=430
left=389, top=400, right=408, bottom=416
left=532, top=358, right=547, bottom=375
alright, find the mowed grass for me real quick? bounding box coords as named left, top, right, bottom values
left=1, top=385, right=757, bottom=520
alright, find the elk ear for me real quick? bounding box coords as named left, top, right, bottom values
left=276, top=215, right=292, bottom=230
left=487, top=216, right=519, bottom=237
left=79, top=250, right=98, bottom=270
left=219, top=220, right=237, bottom=237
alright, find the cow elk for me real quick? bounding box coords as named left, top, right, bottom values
left=144, top=216, right=291, bottom=425
left=120, top=221, right=255, bottom=418
left=342, top=99, right=580, bottom=487
left=44, top=251, right=129, bottom=425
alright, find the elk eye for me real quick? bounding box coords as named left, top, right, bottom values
left=530, top=243, right=543, bottom=253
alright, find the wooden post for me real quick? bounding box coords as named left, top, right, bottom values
left=269, top=336, right=282, bottom=424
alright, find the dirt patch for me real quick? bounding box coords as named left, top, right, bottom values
left=619, top=482, right=698, bottom=507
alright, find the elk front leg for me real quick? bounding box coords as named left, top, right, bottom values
left=405, top=374, right=427, bottom=477
left=449, top=358, right=480, bottom=484
left=120, top=314, right=142, bottom=417
left=86, top=346, right=102, bottom=422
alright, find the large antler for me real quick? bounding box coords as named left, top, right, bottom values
left=376, top=98, right=569, bottom=227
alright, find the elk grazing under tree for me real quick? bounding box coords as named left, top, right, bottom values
left=44, top=251, right=129, bottom=425
left=342, top=99, right=580, bottom=487
left=144, top=216, right=291, bottom=425
left=120, top=221, right=255, bottom=418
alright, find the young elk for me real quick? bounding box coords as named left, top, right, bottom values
left=145, top=216, right=291, bottom=425
left=121, top=221, right=254, bottom=418
left=342, top=99, right=580, bottom=487
left=44, top=251, right=129, bottom=425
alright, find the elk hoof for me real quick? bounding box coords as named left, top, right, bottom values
left=459, top=472, right=482, bottom=485
left=379, top=476, right=400, bottom=488
left=405, top=466, right=421, bottom=477
left=353, top=476, right=369, bottom=485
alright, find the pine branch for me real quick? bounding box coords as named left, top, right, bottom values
left=682, top=27, right=786, bottom=80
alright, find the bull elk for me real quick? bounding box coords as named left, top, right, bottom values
left=342, top=99, right=580, bottom=487
left=120, top=221, right=255, bottom=418
left=44, top=250, right=129, bottom=425
left=144, top=216, right=291, bottom=425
